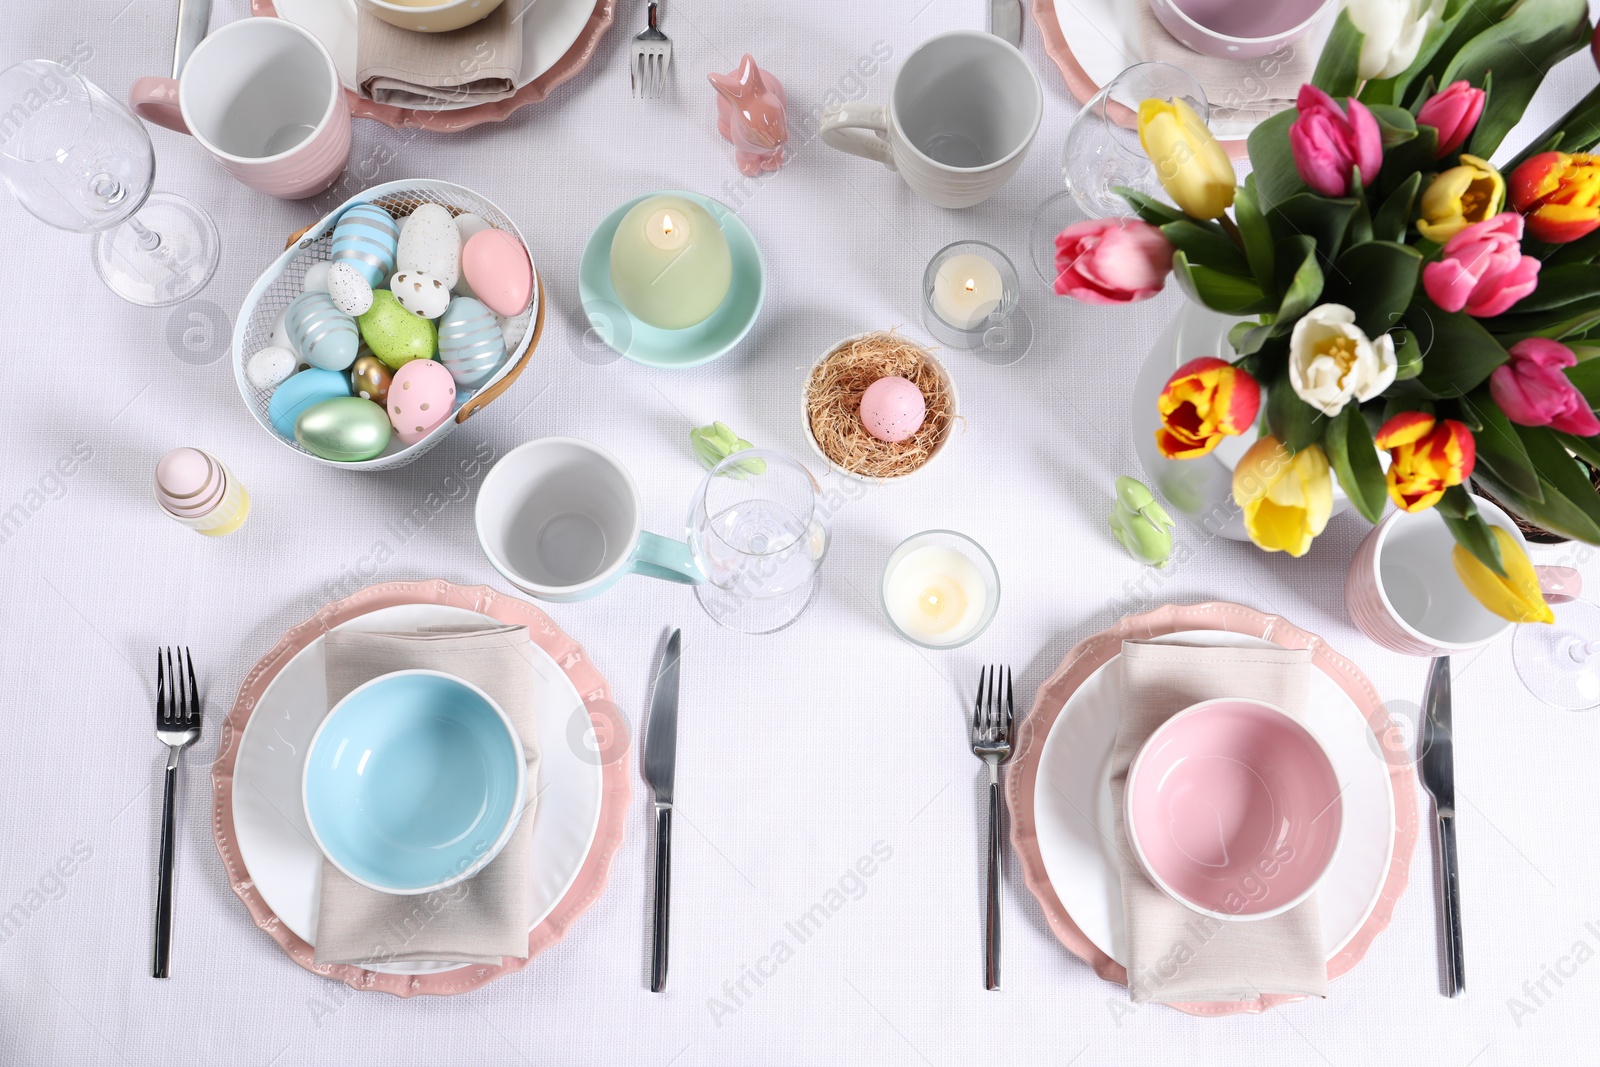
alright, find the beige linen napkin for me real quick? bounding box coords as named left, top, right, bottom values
left=312, top=625, right=540, bottom=967
left=1135, top=4, right=1316, bottom=126
left=356, top=3, right=524, bottom=109
left=1110, top=640, right=1327, bottom=1004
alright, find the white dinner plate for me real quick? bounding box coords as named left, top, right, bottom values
left=1032, top=630, right=1396, bottom=964
left=230, top=603, right=604, bottom=975
left=273, top=0, right=597, bottom=112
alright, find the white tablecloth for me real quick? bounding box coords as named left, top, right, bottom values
left=4, top=3, right=1600, bottom=1064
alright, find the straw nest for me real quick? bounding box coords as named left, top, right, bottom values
left=805, top=331, right=955, bottom=479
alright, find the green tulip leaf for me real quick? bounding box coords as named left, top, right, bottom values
left=1459, top=388, right=1542, bottom=500
left=1246, top=110, right=1306, bottom=212
left=1160, top=220, right=1251, bottom=277
left=1312, top=8, right=1365, bottom=99
left=1324, top=241, right=1423, bottom=339
left=1325, top=403, right=1390, bottom=524
left=1366, top=104, right=1419, bottom=149
left=1506, top=82, right=1600, bottom=174
left=1393, top=327, right=1425, bottom=380
left=1267, top=192, right=1358, bottom=266
left=1268, top=236, right=1324, bottom=337
left=1438, top=488, right=1509, bottom=577
left=1114, top=187, right=1194, bottom=229
left=1517, top=422, right=1600, bottom=533
left=1557, top=431, right=1600, bottom=470
left=1266, top=379, right=1325, bottom=452
left=1402, top=301, right=1510, bottom=397
left=1372, top=173, right=1422, bottom=243
left=1171, top=251, right=1272, bottom=315
left=1234, top=178, right=1276, bottom=294
left=1564, top=357, right=1600, bottom=407
left=1472, top=467, right=1600, bottom=544
left=1449, top=0, right=1591, bottom=159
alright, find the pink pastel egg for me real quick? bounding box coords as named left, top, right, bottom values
left=859, top=376, right=927, bottom=443
left=460, top=228, right=533, bottom=317
left=154, top=447, right=226, bottom=517
left=387, top=359, right=457, bottom=446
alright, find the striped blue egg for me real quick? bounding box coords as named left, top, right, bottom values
left=329, top=203, right=399, bottom=288
left=436, top=296, right=506, bottom=388
left=286, top=290, right=360, bottom=371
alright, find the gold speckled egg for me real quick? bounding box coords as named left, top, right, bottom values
left=350, top=355, right=394, bottom=406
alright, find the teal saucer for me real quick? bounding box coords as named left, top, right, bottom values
left=578, top=190, right=765, bottom=369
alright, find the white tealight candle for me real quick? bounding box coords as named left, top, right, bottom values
left=884, top=544, right=989, bottom=645
left=930, top=252, right=1004, bottom=331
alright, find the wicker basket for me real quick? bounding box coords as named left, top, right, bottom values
left=231, top=179, right=544, bottom=471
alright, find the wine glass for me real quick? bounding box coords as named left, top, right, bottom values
left=688, top=449, right=830, bottom=634
left=1514, top=599, right=1600, bottom=710
left=0, top=59, right=218, bottom=307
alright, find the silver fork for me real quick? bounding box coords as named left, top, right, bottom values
left=629, top=2, right=672, bottom=100
left=971, top=665, right=1014, bottom=991
left=153, top=648, right=200, bottom=979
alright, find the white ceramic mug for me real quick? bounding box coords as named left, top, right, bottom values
left=129, top=18, right=350, bottom=200
left=475, top=438, right=704, bottom=603
left=819, top=30, right=1042, bottom=208
left=1346, top=495, right=1581, bottom=657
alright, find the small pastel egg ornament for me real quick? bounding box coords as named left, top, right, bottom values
left=286, top=290, right=360, bottom=371
left=390, top=269, right=452, bottom=320
left=436, top=296, right=507, bottom=388
left=350, top=355, right=394, bottom=406
left=330, top=202, right=400, bottom=288
left=327, top=261, right=374, bottom=316
left=154, top=447, right=250, bottom=537
left=246, top=346, right=298, bottom=392
left=295, top=397, right=393, bottom=463
left=268, top=368, right=351, bottom=439
left=461, top=228, right=533, bottom=316
left=357, top=289, right=438, bottom=371
left=302, top=260, right=332, bottom=293
left=859, top=376, right=927, bottom=443
left=388, top=358, right=457, bottom=446
left=396, top=203, right=461, bottom=289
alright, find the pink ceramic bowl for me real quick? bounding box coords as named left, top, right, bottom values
left=1125, top=697, right=1343, bottom=922
left=1148, top=0, right=1331, bottom=59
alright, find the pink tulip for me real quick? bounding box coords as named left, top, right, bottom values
left=1416, top=80, right=1486, bottom=159
left=1053, top=218, right=1174, bottom=304
left=1421, top=212, right=1540, bottom=318
left=1490, top=338, right=1600, bottom=436
left=1288, top=84, right=1382, bottom=197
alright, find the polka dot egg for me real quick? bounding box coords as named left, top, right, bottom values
left=859, top=376, right=927, bottom=443
left=388, top=359, right=456, bottom=447
left=390, top=269, right=451, bottom=320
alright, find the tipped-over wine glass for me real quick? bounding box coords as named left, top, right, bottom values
left=0, top=59, right=218, bottom=307
left=1514, top=599, right=1600, bottom=711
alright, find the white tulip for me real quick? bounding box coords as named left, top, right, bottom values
left=1347, top=0, right=1445, bottom=81
left=1288, top=304, right=1397, bottom=418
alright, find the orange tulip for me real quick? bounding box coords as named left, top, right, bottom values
left=1375, top=412, right=1476, bottom=512
left=1508, top=151, right=1600, bottom=243
left=1155, top=357, right=1261, bottom=459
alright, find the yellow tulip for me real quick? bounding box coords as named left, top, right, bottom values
left=1451, top=527, right=1554, bottom=624
left=1231, top=436, right=1332, bottom=557
left=1417, top=154, right=1504, bottom=242
left=1138, top=97, right=1236, bottom=220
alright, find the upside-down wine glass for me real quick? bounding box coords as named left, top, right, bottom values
left=1514, top=598, right=1600, bottom=711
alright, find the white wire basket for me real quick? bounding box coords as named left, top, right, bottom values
left=231, top=179, right=545, bottom=471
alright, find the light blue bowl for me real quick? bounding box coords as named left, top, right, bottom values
left=578, top=190, right=765, bottom=369
left=302, top=670, right=525, bottom=895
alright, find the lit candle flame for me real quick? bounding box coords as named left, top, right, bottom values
left=964, top=278, right=976, bottom=293
left=662, top=213, right=675, bottom=236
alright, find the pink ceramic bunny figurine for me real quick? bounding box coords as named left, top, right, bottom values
left=709, top=55, right=788, bottom=177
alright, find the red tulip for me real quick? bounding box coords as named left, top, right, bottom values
left=1374, top=413, right=1476, bottom=512
left=1509, top=151, right=1600, bottom=244
left=1155, top=357, right=1261, bottom=459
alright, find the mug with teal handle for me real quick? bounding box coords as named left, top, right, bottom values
left=476, top=437, right=705, bottom=602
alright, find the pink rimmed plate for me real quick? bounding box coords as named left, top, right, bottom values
left=1007, top=601, right=1419, bottom=1016
left=211, top=578, right=630, bottom=997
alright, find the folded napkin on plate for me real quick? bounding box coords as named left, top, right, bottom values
left=356, top=3, right=523, bottom=109
left=1135, top=4, right=1316, bottom=127
left=312, top=625, right=540, bottom=968
left=1110, top=639, right=1327, bottom=1004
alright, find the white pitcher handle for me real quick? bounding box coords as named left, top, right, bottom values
left=819, top=103, right=896, bottom=170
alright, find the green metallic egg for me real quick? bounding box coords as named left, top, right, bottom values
left=294, top=397, right=393, bottom=462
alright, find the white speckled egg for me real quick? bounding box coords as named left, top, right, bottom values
left=327, top=261, right=374, bottom=316
left=246, top=346, right=298, bottom=391
left=388, top=358, right=457, bottom=446
left=302, top=260, right=332, bottom=293
left=437, top=296, right=506, bottom=388
left=859, top=376, right=927, bottom=443
left=396, top=204, right=460, bottom=289
left=390, top=269, right=451, bottom=320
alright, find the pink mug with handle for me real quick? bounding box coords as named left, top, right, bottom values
left=129, top=17, right=350, bottom=200
left=1346, top=494, right=1581, bottom=657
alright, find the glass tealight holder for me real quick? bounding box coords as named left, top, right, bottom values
left=880, top=530, right=1001, bottom=650
left=921, top=241, right=1032, bottom=366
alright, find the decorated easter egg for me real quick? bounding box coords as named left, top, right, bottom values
left=396, top=203, right=460, bottom=289
left=154, top=447, right=227, bottom=518
left=349, top=355, right=394, bottom=406
left=436, top=296, right=507, bottom=389
left=330, top=203, right=400, bottom=288
left=302, top=260, right=332, bottom=293
left=859, top=376, right=926, bottom=443
left=286, top=290, right=360, bottom=372
left=327, top=261, right=374, bottom=316
left=295, top=397, right=393, bottom=462
left=268, top=368, right=351, bottom=439
left=390, top=269, right=451, bottom=319
left=452, top=215, right=491, bottom=297
left=388, top=358, right=457, bottom=446
left=246, top=346, right=298, bottom=392
left=357, top=289, right=437, bottom=371
left=461, top=228, right=533, bottom=316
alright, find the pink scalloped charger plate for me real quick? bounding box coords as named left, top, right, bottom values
left=1007, top=601, right=1419, bottom=1016
left=252, top=0, right=615, bottom=132
left=211, top=578, right=630, bottom=997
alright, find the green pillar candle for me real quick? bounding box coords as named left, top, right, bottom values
left=608, top=195, right=733, bottom=330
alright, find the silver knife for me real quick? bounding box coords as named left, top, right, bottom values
left=990, top=0, right=1023, bottom=46
left=1420, top=656, right=1464, bottom=996
left=642, top=628, right=681, bottom=993
left=173, top=0, right=211, bottom=78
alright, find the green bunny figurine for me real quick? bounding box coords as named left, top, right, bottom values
left=1110, top=476, right=1176, bottom=568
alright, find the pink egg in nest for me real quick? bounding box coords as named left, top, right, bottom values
left=859, top=376, right=927, bottom=443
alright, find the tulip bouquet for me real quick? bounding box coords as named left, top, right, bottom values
left=1059, top=0, right=1600, bottom=608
